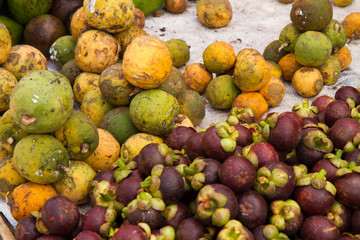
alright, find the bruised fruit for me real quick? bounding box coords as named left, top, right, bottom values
left=83, top=0, right=134, bottom=33
left=290, top=0, right=333, bottom=32
left=322, top=19, right=347, bottom=54
left=100, top=107, right=140, bottom=145
left=294, top=31, right=332, bottom=67
left=49, top=35, right=76, bottom=68
left=158, top=66, right=187, bottom=100
left=202, top=41, right=236, bottom=75
left=73, top=72, right=100, bottom=103
left=13, top=134, right=70, bottom=185
left=54, top=110, right=99, bottom=160
left=165, top=0, right=188, bottom=14
left=99, top=62, right=136, bottom=106
left=178, top=89, right=205, bottom=125
left=232, top=92, right=268, bottom=121
left=70, top=7, right=93, bottom=41
left=166, top=38, right=190, bottom=68
left=123, top=35, right=173, bottom=89
left=7, top=0, right=52, bottom=25
left=0, top=16, right=24, bottom=46
left=342, top=12, right=360, bottom=39
left=278, top=23, right=301, bottom=53
left=334, top=46, right=352, bottom=71
left=278, top=52, right=302, bottom=82
left=0, top=24, right=11, bottom=65
left=0, top=156, right=27, bottom=195
left=23, top=14, right=67, bottom=57
left=292, top=67, right=323, bottom=97
left=196, top=0, right=233, bottom=28
left=205, top=74, right=241, bottom=110
left=0, top=68, right=17, bottom=112
left=84, top=128, right=120, bottom=171
left=2, top=44, right=47, bottom=80
left=259, top=76, right=285, bottom=107
left=183, top=62, right=213, bottom=94
left=14, top=216, right=42, bottom=240
left=74, top=29, right=120, bottom=73
left=10, top=70, right=73, bottom=134
left=114, top=25, right=147, bottom=58
left=233, top=48, right=270, bottom=92
left=317, top=55, right=341, bottom=85
left=262, top=40, right=288, bottom=64
left=53, top=160, right=96, bottom=205
left=60, top=59, right=82, bottom=86
left=133, top=8, right=146, bottom=29
left=7, top=182, right=57, bottom=221
left=129, top=89, right=180, bottom=136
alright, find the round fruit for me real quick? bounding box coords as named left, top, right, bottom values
left=342, top=12, right=360, bottom=39
left=114, top=25, right=147, bottom=58
left=333, top=0, right=353, bottom=6
left=259, top=76, right=285, bottom=107
left=0, top=23, right=12, bottom=64
left=10, top=70, right=74, bottom=134
left=129, top=89, right=180, bottom=136
left=178, top=89, right=206, bottom=125
left=0, top=68, right=17, bottom=112
left=232, top=92, right=268, bottom=121
left=317, top=55, right=342, bottom=85
left=292, top=67, right=323, bottom=97
left=83, top=0, right=134, bottom=33
left=183, top=63, right=213, bottom=94
left=0, top=15, right=24, bottom=45
left=133, top=0, right=165, bottom=16
left=13, top=134, right=70, bottom=184
left=322, top=19, right=347, bottom=53
left=123, top=35, right=173, bottom=89
left=278, top=52, right=303, bottom=82
left=196, top=0, right=233, bottom=28
left=7, top=0, right=52, bottom=25
left=73, top=72, right=100, bottom=103
left=70, top=7, right=93, bottom=41
left=333, top=46, right=352, bottom=71
left=166, top=39, right=190, bottom=68
left=0, top=156, right=27, bottom=195
left=49, top=35, right=76, bottom=67
left=203, top=41, right=236, bottom=74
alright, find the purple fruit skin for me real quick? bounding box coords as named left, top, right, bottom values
left=175, top=218, right=208, bottom=240
left=111, top=224, right=148, bottom=240
left=329, top=118, right=360, bottom=149
left=334, top=172, right=360, bottom=208
left=82, top=207, right=107, bottom=234
left=165, top=126, right=196, bottom=150
left=300, top=215, right=340, bottom=240
left=311, top=159, right=339, bottom=182
left=324, top=100, right=350, bottom=127
left=334, top=85, right=360, bottom=106
left=351, top=208, right=360, bottom=233
left=202, top=126, right=234, bottom=162
left=250, top=142, right=279, bottom=168
left=183, top=131, right=207, bottom=160
left=15, top=216, right=42, bottom=240
left=116, top=177, right=142, bottom=206
left=74, top=230, right=103, bottom=240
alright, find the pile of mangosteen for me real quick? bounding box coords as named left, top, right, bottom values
left=14, top=85, right=360, bottom=240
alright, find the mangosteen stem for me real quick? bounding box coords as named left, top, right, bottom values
left=258, top=176, right=268, bottom=184
left=184, top=166, right=197, bottom=175
left=140, top=178, right=152, bottom=189
left=21, top=114, right=37, bottom=125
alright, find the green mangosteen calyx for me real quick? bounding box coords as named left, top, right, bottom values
left=262, top=224, right=290, bottom=240
left=241, top=143, right=259, bottom=169
left=269, top=199, right=302, bottom=232
left=140, top=164, right=164, bottom=199
left=296, top=169, right=336, bottom=196
left=336, top=161, right=360, bottom=177
left=183, top=158, right=208, bottom=191
left=113, top=157, right=138, bottom=183
left=293, top=164, right=308, bottom=181
left=150, top=225, right=176, bottom=240
left=215, top=121, right=239, bottom=153
left=226, top=106, right=255, bottom=125
left=90, top=180, right=124, bottom=212
left=253, top=166, right=289, bottom=195
left=326, top=201, right=347, bottom=229
left=303, top=130, right=333, bottom=153
left=292, top=99, right=318, bottom=118
left=217, top=220, right=253, bottom=240
left=196, top=185, right=230, bottom=227
left=343, top=132, right=360, bottom=153
left=323, top=149, right=349, bottom=169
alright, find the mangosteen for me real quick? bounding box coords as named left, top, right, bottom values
left=324, top=100, right=350, bottom=127
left=236, top=190, right=268, bottom=230
left=311, top=150, right=348, bottom=182
left=90, top=180, right=123, bottom=211
left=202, top=121, right=239, bottom=162
left=165, top=126, right=196, bottom=150
left=74, top=230, right=103, bottom=240
left=227, top=106, right=256, bottom=125
left=195, top=183, right=238, bottom=227
left=326, top=201, right=353, bottom=233
left=344, top=148, right=360, bottom=166
left=292, top=99, right=318, bottom=119
left=219, top=155, right=256, bottom=193
left=93, top=169, right=116, bottom=183
left=82, top=206, right=117, bottom=238
left=49, top=0, right=83, bottom=24
left=252, top=224, right=289, bottom=240
left=162, top=202, right=192, bottom=229
left=14, top=215, right=42, bottom=240
left=113, top=158, right=143, bottom=183
left=253, top=161, right=296, bottom=201
left=300, top=215, right=340, bottom=240
left=140, top=164, right=185, bottom=203
left=183, top=130, right=208, bottom=160
left=111, top=223, right=150, bottom=240
left=122, top=191, right=165, bottom=229
left=34, top=196, right=80, bottom=236
left=337, top=233, right=360, bottom=240
left=182, top=158, right=222, bottom=191
left=137, top=143, right=178, bottom=176
left=334, top=162, right=360, bottom=208
left=296, top=127, right=333, bottom=167
left=242, top=142, right=279, bottom=169
left=175, top=217, right=214, bottom=240
left=150, top=225, right=175, bottom=239
left=35, top=235, right=67, bottom=240
left=269, top=199, right=303, bottom=236
left=217, top=219, right=254, bottom=239
left=311, top=95, right=335, bottom=123
left=329, top=118, right=360, bottom=150
left=233, top=124, right=253, bottom=147
left=116, top=177, right=142, bottom=206
left=351, top=208, right=360, bottom=233
left=335, top=85, right=360, bottom=107
left=263, top=113, right=302, bottom=153
left=294, top=169, right=336, bottom=216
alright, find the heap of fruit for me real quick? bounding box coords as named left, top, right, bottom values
left=0, top=0, right=359, bottom=239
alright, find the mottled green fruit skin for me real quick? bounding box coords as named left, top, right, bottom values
left=279, top=23, right=301, bottom=53
left=100, top=107, right=140, bottom=145
left=263, top=40, right=288, bottom=64
left=49, top=35, right=76, bottom=68
left=205, top=75, right=241, bottom=110
left=322, top=19, right=347, bottom=54
left=166, top=39, right=190, bottom=68
left=129, top=89, right=180, bottom=136
left=0, top=110, right=28, bottom=151
left=14, top=134, right=70, bottom=184
left=55, top=110, right=99, bottom=160
left=7, top=0, right=53, bottom=25
left=60, top=58, right=82, bottom=86
left=158, top=66, right=187, bottom=100
left=99, top=62, right=136, bottom=106
left=317, top=55, right=342, bottom=85
left=290, top=0, right=333, bottom=32
left=133, top=0, right=164, bottom=16
left=294, top=31, right=332, bottom=67
left=9, top=70, right=74, bottom=134
left=178, top=89, right=205, bottom=126
left=0, top=16, right=24, bottom=45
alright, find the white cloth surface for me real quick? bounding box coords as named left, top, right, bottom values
left=1, top=0, right=360, bottom=229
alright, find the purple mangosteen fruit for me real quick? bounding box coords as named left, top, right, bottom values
left=326, top=201, right=353, bottom=233
left=351, top=208, right=360, bottom=233
left=300, top=215, right=340, bottom=240
left=242, top=142, right=279, bottom=169
left=111, top=224, right=150, bottom=240
left=226, top=106, right=256, bottom=125
left=311, top=150, right=348, bottom=182
left=335, top=85, right=360, bottom=107
left=116, top=177, right=142, bottom=206
left=329, top=118, right=360, bottom=150
left=165, top=126, right=196, bottom=150
left=292, top=99, right=318, bottom=119
left=82, top=206, right=117, bottom=237
left=183, top=130, right=207, bottom=160
left=324, top=100, right=350, bottom=127
left=252, top=224, right=289, bottom=240
left=14, top=215, right=42, bottom=240
left=175, top=217, right=213, bottom=240
left=217, top=220, right=254, bottom=239
left=162, top=202, right=192, bottom=229
left=74, top=230, right=103, bottom=240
